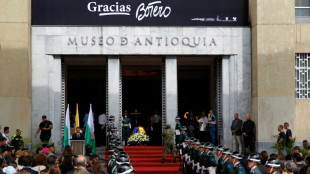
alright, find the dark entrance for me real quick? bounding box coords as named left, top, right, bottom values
left=177, top=56, right=216, bottom=140
left=122, top=56, right=163, bottom=145
left=65, top=56, right=107, bottom=146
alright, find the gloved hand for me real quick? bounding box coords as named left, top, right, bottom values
left=192, top=166, right=195, bottom=170
left=187, top=161, right=191, bottom=165
left=196, top=169, right=200, bottom=173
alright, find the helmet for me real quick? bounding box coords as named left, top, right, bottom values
left=222, top=148, right=232, bottom=155
left=109, top=115, right=115, bottom=120
left=117, top=163, right=135, bottom=174
left=189, top=137, right=195, bottom=143
left=181, top=126, right=187, bottom=131
left=248, top=153, right=261, bottom=162
left=204, top=142, right=213, bottom=150
left=116, top=155, right=130, bottom=164
left=192, top=140, right=200, bottom=145
left=231, top=151, right=242, bottom=160
left=216, top=145, right=225, bottom=151
left=175, top=116, right=181, bottom=120
left=184, top=139, right=190, bottom=142
left=293, top=146, right=301, bottom=151
left=111, top=127, right=118, bottom=131
left=265, top=158, right=280, bottom=168
left=118, top=151, right=128, bottom=156
left=199, top=143, right=205, bottom=148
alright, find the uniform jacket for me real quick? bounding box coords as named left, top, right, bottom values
left=223, top=159, right=234, bottom=174
left=200, top=151, right=217, bottom=168
left=163, top=129, right=175, bottom=145
left=216, top=156, right=224, bottom=174
left=233, top=163, right=246, bottom=174
left=122, top=117, right=131, bottom=126
left=250, top=166, right=262, bottom=174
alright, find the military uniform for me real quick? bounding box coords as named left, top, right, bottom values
left=216, top=156, right=225, bottom=174
left=233, top=162, right=246, bottom=174
left=175, top=121, right=182, bottom=144
left=162, top=128, right=176, bottom=161
left=106, top=121, right=115, bottom=146
left=122, top=116, right=131, bottom=145
left=192, top=147, right=201, bottom=172
left=222, top=159, right=234, bottom=174
left=11, top=134, right=24, bottom=150
left=107, top=155, right=118, bottom=174
left=178, top=132, right=188, bottom=145
left=201, top=151, right=217, bottom=174
left=250, top=166, right=262, bottom=174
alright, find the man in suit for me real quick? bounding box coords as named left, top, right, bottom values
left=231, top=113, right=243, bottom=152
left=72, top=127, right=85, bottom=140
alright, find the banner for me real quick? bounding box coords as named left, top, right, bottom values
left=32, top=0, right=248, bottom=26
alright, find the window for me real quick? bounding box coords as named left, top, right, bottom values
left=296, top=0, right=310, bottom=17
left=296, top=53, right=310, bottom=99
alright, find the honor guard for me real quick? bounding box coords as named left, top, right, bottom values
left=195, top=143, right=205, bottom=174
left=175, top=116, right=182, bottom=146
left=247, top=153, right=262, bottom=174
left=122, top=110, right=131, bottom=145
left=231, top=151, right=246, bottom=174
left=216, top=145, right=225, bottom=174
left=265, top=158, right=280, bottom=174
left=221, top=149, right=234, bottom=174
left=11, top=129, right=24, bottom=151
left=117, top=163, right=135, bottom=174
left=179, top=126, right=189, bottom=145
left=191, top=140, right=200, bottom=173
left=185, top=138, right=195, bottom=173
left=107, top=149, right=118, bottom=174
left=201, top=143, right=217, bottom=174
left=107, top=115, right=115, bottom=146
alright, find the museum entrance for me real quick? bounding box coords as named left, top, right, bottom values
left=178, top=56, right=216, bottom=139
left=121, top=56, right=163, bottom=145
left=65, top=56, right=107, bottom=146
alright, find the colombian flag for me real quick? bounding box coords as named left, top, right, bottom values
left=73, top=103, right=79, bottom=134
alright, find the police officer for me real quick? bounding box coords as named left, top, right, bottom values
left=11, top=129, right=24, bottom=151
left=265, top=158, right=280, bottom=174
left=221, top=149, right=234, bottom=174
left=185, top=138, right=195, bottom=173
left=162, top=124, right=177, bottom=164
left=216, top=145, right=225, bottom=174
left=201, top=143, right=217, bottom=174
left=177, top=126, right=188, bottom=146
left=231, top=151, right=246, bottom=174
left=122, top=111, right=131, bottom=145
left=195, top=143, right=205, bottom=174
left=190, top=139, right=200, bottom=173
left=247, top=153, right=262, bottom=174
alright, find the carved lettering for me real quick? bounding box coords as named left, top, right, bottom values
left=68, top=37, right=77, bottom=46
left=121, top=37, right=128, bottom=46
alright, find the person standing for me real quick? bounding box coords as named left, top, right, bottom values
left=122, top=110, right=131, bottom=145
left=98, top=112, right=107, bottom=146
left=231, top=113, right=243, bottom=152
left=11, top=129, right=24, bottom=150
left=199, top=111, right=208, bottom=143
left=72, top=127, right=85, bottom=140
left=150, top=110, right=161, bottom=145
left=242, top=114, right=255, bottom=153
left=2, top=127, right=10, bottom=145
left=284, top=122, right=292, bottom=147
left=161, top=124, right=176, bottom=164
left=231, top=151, right=246, bottom=174
left=184, top=109, right=195, bottom=137
left=208, top=110, right=216, bottom=145
left=275, top=125, right=285, bottom=151
left=35, top=115, right=53, bottom=144
left=247, top=153, right=262, bottom=174
left=175, top=116, right=182, bottom=146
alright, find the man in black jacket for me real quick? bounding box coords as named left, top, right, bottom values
left=242, top=114, right=255, bottom=153
left=231, top=113, right=243, bottom=152
left=72, top=127, right=85, bottom=140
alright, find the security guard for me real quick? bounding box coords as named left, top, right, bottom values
left=216, top=145, right=225, bottom=174
left=221, top=148, right=234, bottom=174
left=201, top=143, right=217, bottom=174
left=265, top=158, right=280, bottom=174
left=231, top=151, right=246, bottom=174
left=247, top=153, right=262, bottom=174
left=122, top=111, right=131, bottom=145
left=162, top=124, right=177, bottom=163
left=11, top=129, right=24, bottom=151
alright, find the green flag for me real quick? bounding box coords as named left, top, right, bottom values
left=63, top=104, right=71, bottom=147
left=85, top=104, right=96, bottom=154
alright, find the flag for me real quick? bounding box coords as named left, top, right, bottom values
left=73, top=103, right=80, bottom=134
left=63, top=104, right=71, bottom=147
left=85, top=104, right=96, bottom=154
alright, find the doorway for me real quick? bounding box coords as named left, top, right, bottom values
left=65, top=56, right=107, bottom=146
left=121, top=56, right=163, bottom=145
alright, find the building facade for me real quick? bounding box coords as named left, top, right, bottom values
left=0, top=0, right=309, bottom=152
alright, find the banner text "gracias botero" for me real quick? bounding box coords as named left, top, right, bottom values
left=87, top=1, right=171, bottom=21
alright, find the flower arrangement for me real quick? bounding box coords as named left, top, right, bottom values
left=128, top=132, right=150, bottom=146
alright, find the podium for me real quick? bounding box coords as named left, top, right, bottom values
left=70, top=140, right=85, bottom=155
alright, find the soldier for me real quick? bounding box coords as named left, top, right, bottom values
left=162, top=124, right=177, bottom=164
left=190, top=139, right=200, bottom=173
left=122, top=111, right=131, bottom=145
left=11, top=129, right=24, bottom=151
left=221, top=148, right=234, bottom=174
left=107, top=148, right=118, bottom=174
left=265, top=158, right=280, bottom=174
left=201, top=143, right=217, bottom=174
left=195, top=142, right=205, bottom=173
left=177, top=126, right=188, bottom=147
left=247, top=153, right=262, bottom=174
left=107, top=115, right=115, bottom=146
left=231, top=151, right=246, bottom=174
left=216, top=145, right=225, bottom=174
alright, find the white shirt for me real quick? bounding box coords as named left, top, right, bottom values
left=98, top=113, right=107, bottom=125
left=2, top=133, right=10, bottom=144
left=199, top=116, right=208, bottom=131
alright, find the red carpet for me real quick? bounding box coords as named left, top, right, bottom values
left=106, top=146, right=182, bottom=174
left=124, top=146, right=182, bottom=174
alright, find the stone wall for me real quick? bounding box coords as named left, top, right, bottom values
left=0, top=0, right=31, bottom=143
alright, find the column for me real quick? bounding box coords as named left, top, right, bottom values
left=165, top=56, right=178, bottom=130
left=107, top=56, right=121, bottom=131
